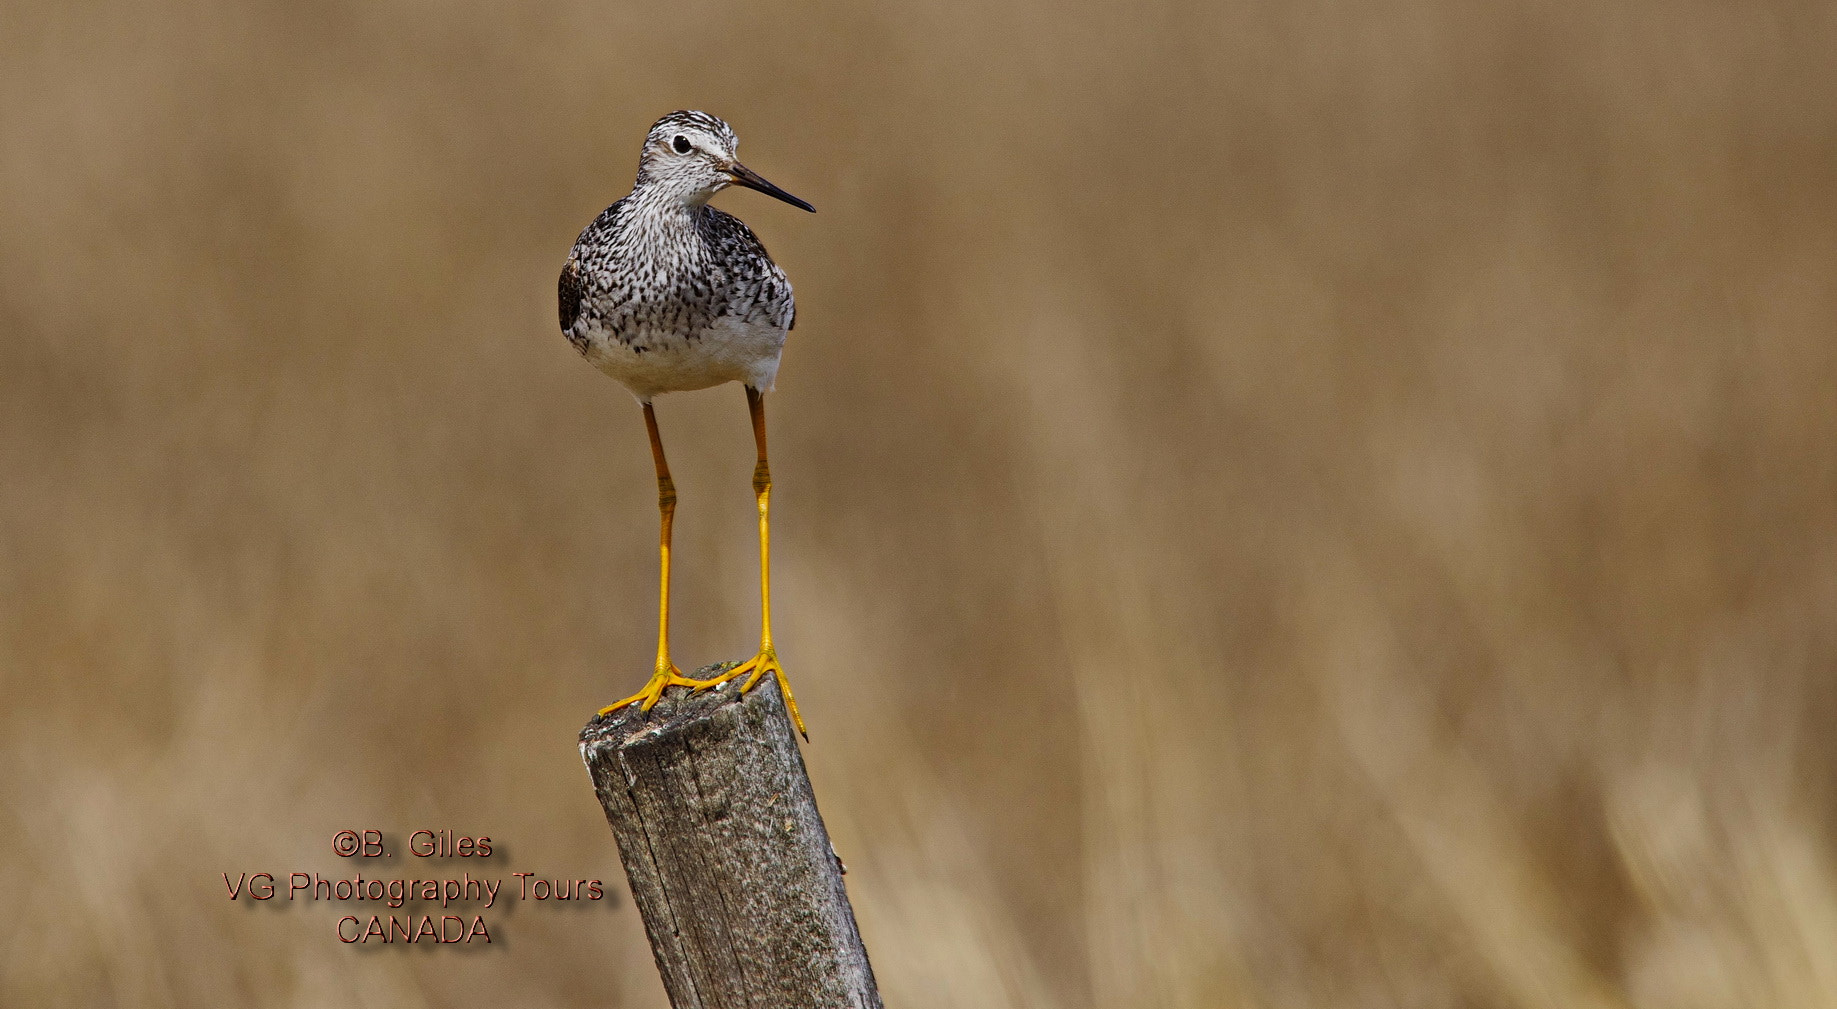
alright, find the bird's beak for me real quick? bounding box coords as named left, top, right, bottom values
left=726, top=162, right=815, bottom=213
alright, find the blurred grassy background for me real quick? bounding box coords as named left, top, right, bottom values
left=3, top=0, right=1836, bottom=1006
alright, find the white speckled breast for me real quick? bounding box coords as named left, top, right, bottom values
left=560, top=189, right=796, bottom=404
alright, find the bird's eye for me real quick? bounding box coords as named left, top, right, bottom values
left=672, top=135, right=692, bottom=155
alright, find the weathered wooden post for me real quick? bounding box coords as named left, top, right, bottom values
left=580, top=665, right=882, bottom=1009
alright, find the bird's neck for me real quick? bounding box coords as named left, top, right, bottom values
left=630, top=181, right=713, bottom=221
left=623, top=185, right=711, bottom=261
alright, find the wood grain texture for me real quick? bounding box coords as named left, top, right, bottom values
left=581, top=666, right=881, bottom=1009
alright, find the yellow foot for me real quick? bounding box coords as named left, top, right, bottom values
left=598, top=665, right=718, bottom=717
left=701, top=645, right=807, bottom=740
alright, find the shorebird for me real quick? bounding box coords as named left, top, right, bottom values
left=559, top=110, right=814, bottom=737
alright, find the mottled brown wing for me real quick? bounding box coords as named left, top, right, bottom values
left=558, top=257, right=583, bottom=332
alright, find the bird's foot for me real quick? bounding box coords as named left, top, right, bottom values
left=701, top=644, right=807, bottom=740
left=598, top=663, right=718, bottom=717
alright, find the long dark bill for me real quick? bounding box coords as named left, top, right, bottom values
left=727, top=162, right=815, bottom=212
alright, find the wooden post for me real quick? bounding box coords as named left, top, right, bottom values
left=580, top=665, right=882, bottom=1009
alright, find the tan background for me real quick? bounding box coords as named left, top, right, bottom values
left=4, top=1, right=1836, bottom=1006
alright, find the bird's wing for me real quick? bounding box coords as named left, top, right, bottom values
left=703, top=207, right=796, bottom=332
left=558, top=255, right=584, bottom=333
left=559, top=199, right=628, bottom=336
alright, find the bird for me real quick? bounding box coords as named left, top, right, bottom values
left=559, top=110, right=814, bottom=737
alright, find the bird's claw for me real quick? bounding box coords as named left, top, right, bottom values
left=599, top=664, right=718, bottom=717
left=699, top=645, right=807, bottom=740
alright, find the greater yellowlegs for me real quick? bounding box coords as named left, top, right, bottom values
left=559, top=111, right=814, bottom=737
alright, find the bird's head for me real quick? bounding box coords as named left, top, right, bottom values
left=635, top=110, right=814, bottom=213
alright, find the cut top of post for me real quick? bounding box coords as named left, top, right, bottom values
left=580, top=670, right=881, bottom=1009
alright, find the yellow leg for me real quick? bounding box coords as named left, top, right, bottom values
left=600, top=402, right=717, bottom=717
left=702, top=386, right=807, bottom=739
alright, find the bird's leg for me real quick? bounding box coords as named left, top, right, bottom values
left=600, top=403, right=717, bottom=717
left=701, top=386, right=807, bottom=739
